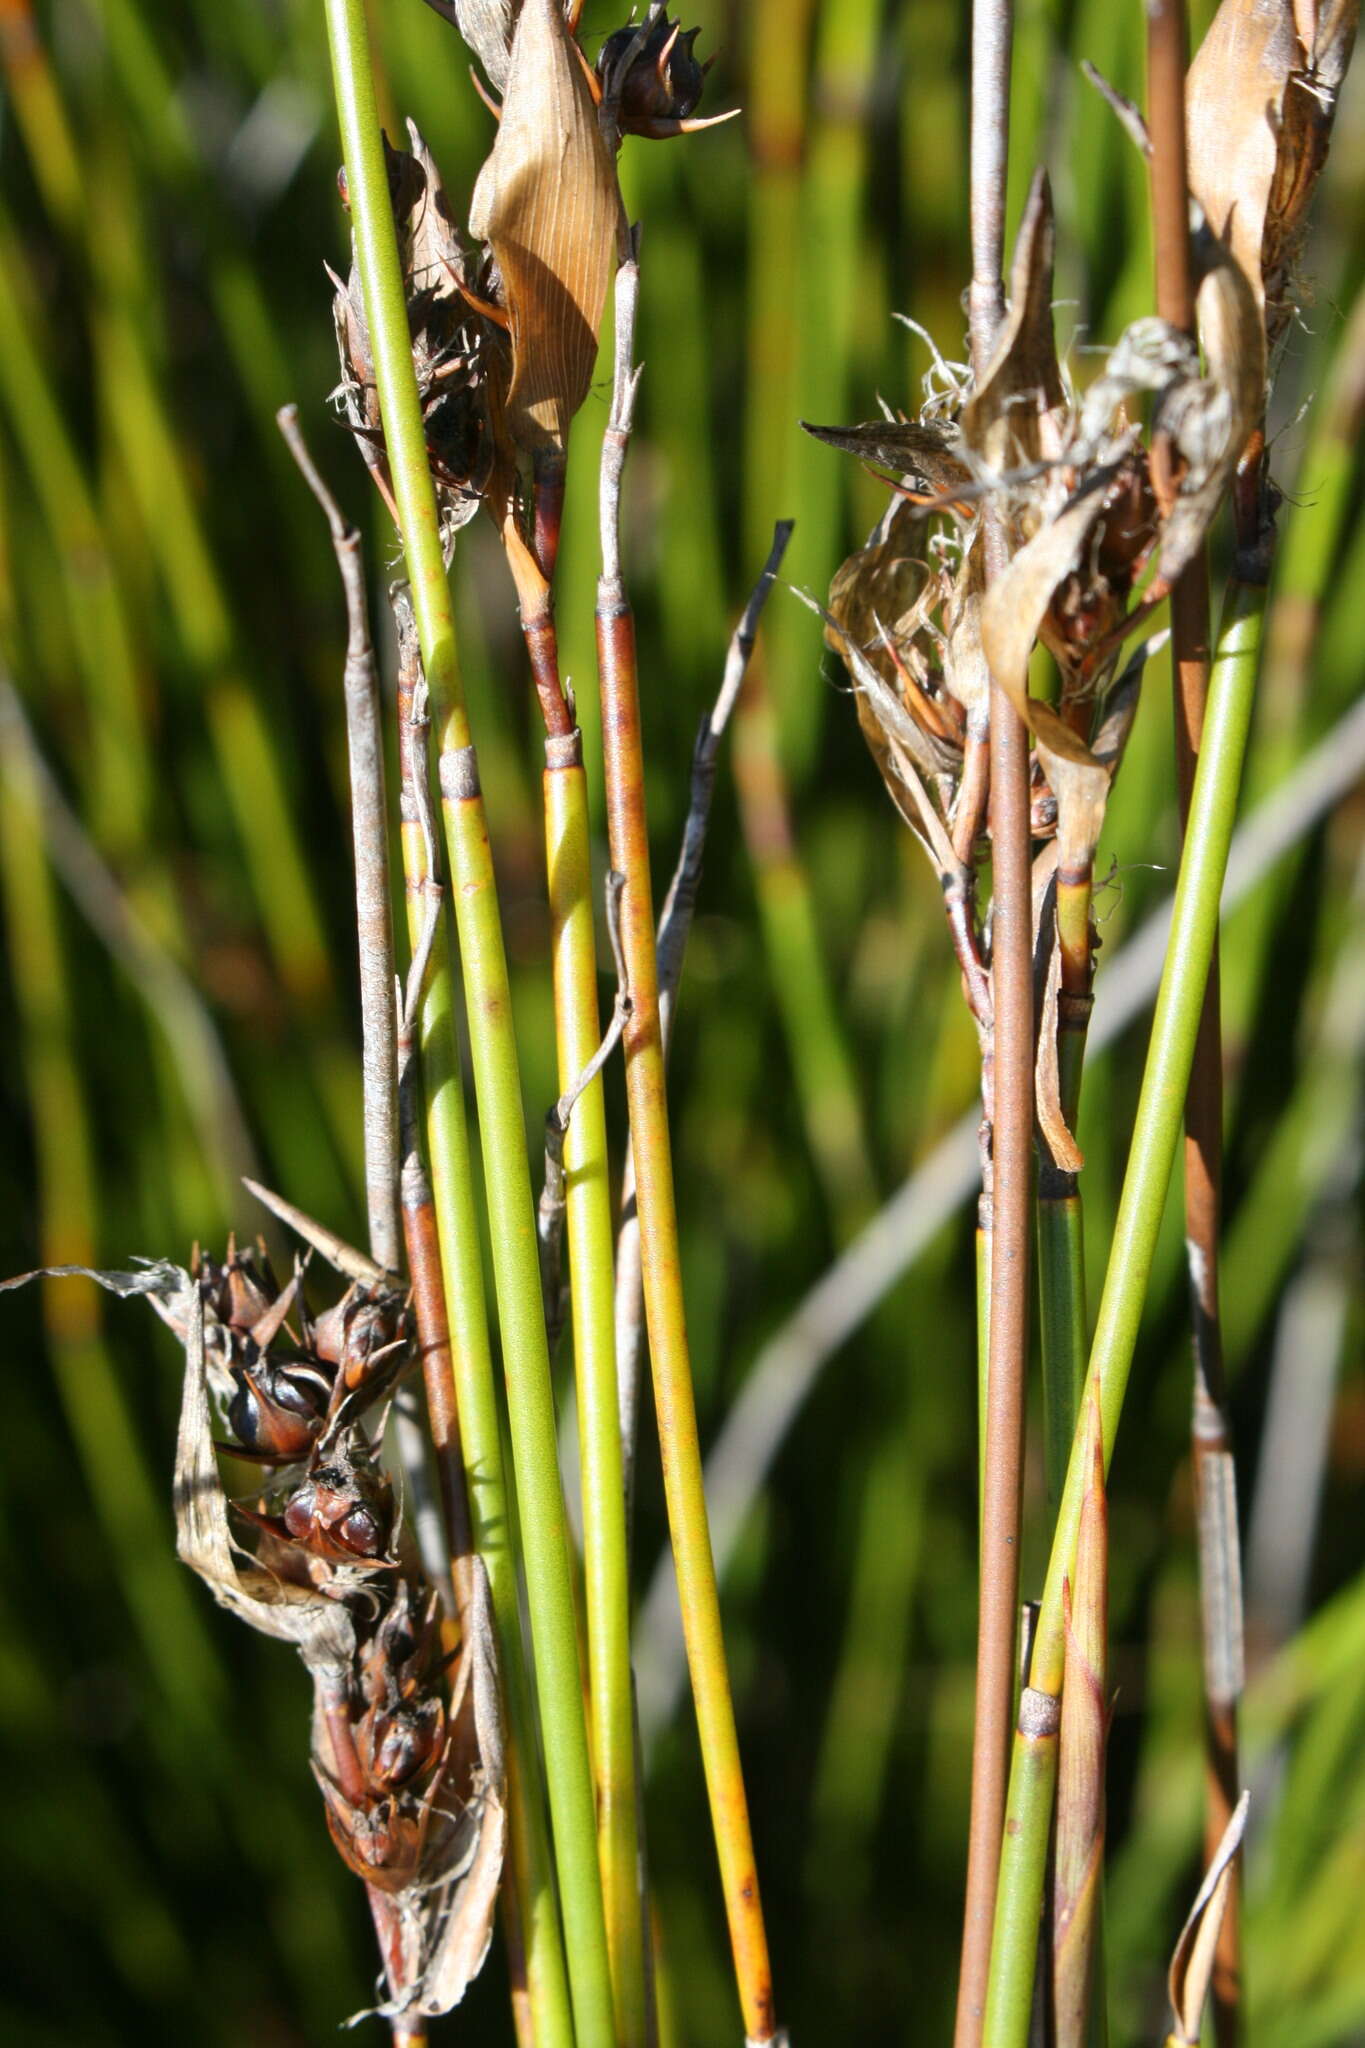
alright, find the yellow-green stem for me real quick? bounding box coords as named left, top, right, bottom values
left=544, top=740, right=648, bottom=2048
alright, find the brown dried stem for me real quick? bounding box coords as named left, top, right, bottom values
left=955, top=6, right=1032, bottom=2047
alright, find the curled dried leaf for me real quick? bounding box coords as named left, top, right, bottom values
left=1166, top=1791, right=1251, bottom=2044
left=800, top=417, right=973, bottom=501
left=802, top=585, right=958, bottom=868
left=469, top=0, right=622, bottom=459
left=1035, top=903, right=1085, bottom=1174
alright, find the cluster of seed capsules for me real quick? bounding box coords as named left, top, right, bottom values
left=196, top=1240, right=457, bottom=1891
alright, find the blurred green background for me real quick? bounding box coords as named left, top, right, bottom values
left=1, top=0, right=1362, bottom=2041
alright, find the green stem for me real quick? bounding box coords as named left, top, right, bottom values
left=1038, top=1189, right=1087, bottom=1516
left=1038, top=996, right=1092, bottom=1518
left=983, top=577, right=1268, bottom=2047
left=320, top=6, right=614, bottom=2041
left=544, top=737, right=648, bottom=2048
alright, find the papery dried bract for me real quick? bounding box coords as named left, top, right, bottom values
left=980, top=471, right=1130, bottom=746
left=1187, top=0, right=1360, bottom=347
left=960, top=169, right=1068, bottom=472
left=1154, top=229, right=1265, bottom=583
left=469, top=0, right=621, bottom=460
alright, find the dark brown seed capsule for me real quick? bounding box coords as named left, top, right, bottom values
left=227, top=1358, right=330, bottom=1460
left=597, top=15, right=707, bottom=123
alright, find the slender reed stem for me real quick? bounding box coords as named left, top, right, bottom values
left=957, top=6, right=1031, bottom=2044
left=597, top=248, right=779, bottom=2048
left=1147, top=13, right=1243, bottom=2035
left=320, top=5, right=614, bottom=2038
left=394, top=596, right=573, bottom=2048
left=983, top=576, right=1269, bottom=2048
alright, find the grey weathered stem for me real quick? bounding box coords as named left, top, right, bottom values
left=276, top=410, right=444, bottom=1589
left=277, top=405, right=400, bottom=1273
left=615, top=519, right=795, bottom=1523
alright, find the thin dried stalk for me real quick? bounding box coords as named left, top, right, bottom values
left=956, top=7, right=1031, bottom=2047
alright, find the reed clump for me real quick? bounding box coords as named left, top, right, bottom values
left=0, top=1, right=1362, bottom=2044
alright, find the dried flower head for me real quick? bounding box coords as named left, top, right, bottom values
left=332, top=122, right=510, bottom=541
left=806, top=166, right=1267, bottom=1043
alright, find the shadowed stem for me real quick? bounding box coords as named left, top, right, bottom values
left=956, top=5, right=1030, bottom=2046
left=320, top=1, right=614, bottom=2038
left=1147, top=9, right=1243, bottom=2037
left=596, top=246, right=779, bottom=2048
left=983, top=575, right=1268, bottom=2048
